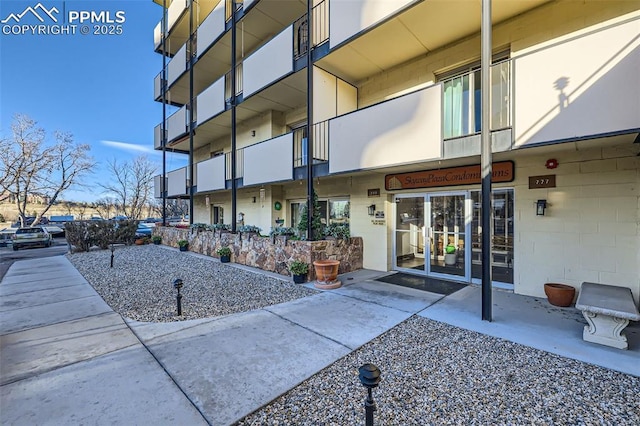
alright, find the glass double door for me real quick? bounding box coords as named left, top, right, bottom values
left=395, top=193, right=470, bottom=280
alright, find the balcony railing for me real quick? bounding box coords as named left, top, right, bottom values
left=293, top=0, right=329, bottom=60
left=225, top=149, right=244, bottom=180
left=225, top=0, right=242, bottom=22
left=225, top=61, right=243, bottom=102
left=293, top=122, right=329, bottom=167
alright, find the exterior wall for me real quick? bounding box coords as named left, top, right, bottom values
left=313, top=67, right=358, bottom=123
left=357, top=3, right=640, bottom=108
left=510, top=149, right=639, bottom=302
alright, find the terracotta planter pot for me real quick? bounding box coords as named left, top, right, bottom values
left=313, top=260, right=341, bottom=289
left=135, top=239, right=144, bottom=245
left=544, top=283, right=575, bottom=307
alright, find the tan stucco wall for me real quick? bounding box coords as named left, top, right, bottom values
left=357, top=1, right=640, bottom=107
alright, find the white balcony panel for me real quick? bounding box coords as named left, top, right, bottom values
left=196, top=77, right=225, bottom=124
left=514, top=18, right=640, bottom=147
left=167, top=167, right=188, bottom=197
left=167, top=0, right=187, bottom=32
left=197, top=2, right=225, bottom=56
left=154, top=124, right=162, bottom=149
left=330, top=0, right=415, bottom=48
left=244, top=0, right=257, bottom=9
left=154, top=175, right=166, bottom=198
left=167, top=106, right=187, bottom=142
left=154, top=22, right=162, bottom=50
left=329, top=85, right=441, bottom=174
left=197, top=156, right=226, bottom=192
left=167, top=43, right=187, bottom=86
left=243, top=134, right=293, bottom=186
left=243, top=26, right=293, bottom=98
left=154, top=73, right=162, bottom=99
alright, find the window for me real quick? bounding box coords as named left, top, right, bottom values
left=290, top=197, right=349, bottom=228
left=439, top=53, right=511, bottom=139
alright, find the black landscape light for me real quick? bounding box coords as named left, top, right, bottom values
left=173, top=278, right=183, bottom=316
left=359, top=363, right=381, bottom=426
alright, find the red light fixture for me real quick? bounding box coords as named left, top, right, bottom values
left=545, top=159, right=558, bottom=169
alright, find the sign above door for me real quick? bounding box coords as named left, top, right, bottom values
left=385, top=161, right=514, bottom=191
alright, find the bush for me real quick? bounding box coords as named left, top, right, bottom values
left=324, top=223, right=350, bottom=240
left=177, top=239, right=189, bottom=247
left=270, top=226, right=296, bottom=237
left=217, top=246, right=232, bottom=256
left=151, top=235, right=162, bottom=243
left=238, top=225, right=261, bottom=234
left=64, top=219, right=137, bottom=252
left=289, top=260, right=308, bottom=275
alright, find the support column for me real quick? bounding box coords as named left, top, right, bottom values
left=231, top=0, right=238, bottom=233
left=306, top=1, right=314, bottom=240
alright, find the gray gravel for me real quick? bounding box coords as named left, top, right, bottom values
left=237, top=316, right=640, bottom=425
left=67, top=245, right=317, bottom=322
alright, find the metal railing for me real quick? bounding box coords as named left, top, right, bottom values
left=293, top=121, right=329, bottom=167
left=293, top=0, right=329, bottom=60
left=224, top=61, right=243, bottom=102
left=225, top=0, right=243, bottom=22
left=224, top=149, right=244, bottom=180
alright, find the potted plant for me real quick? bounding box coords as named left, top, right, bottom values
left=313, top=259, right=341, bottom=289
left=177, top=239, right=189, bottom=252
left=217, top=246, right=232, bottom=263
left=289, top=260, right=309, bottom=284
left=151, top=235, right=162, bottom=245
left=444, top=244, right=457, bottom=266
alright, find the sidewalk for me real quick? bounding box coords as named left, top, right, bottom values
left=1, top=255, right=638, bottom=425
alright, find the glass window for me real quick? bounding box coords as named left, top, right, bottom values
left=290, top=198, right=349, bottom=228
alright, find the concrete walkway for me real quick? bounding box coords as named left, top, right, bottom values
left=2, top=255, right=639, bottom=425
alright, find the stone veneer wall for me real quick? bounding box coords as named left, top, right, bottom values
left=154, top=226, right=363, bottom=281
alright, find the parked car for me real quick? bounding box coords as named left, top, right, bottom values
left=0, top=228, right=16, bottom=247
left=135, top=223, right=153, bottom=237
left=12, top=227, right=53, bottom=250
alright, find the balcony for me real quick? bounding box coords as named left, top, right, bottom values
left=196, top=155, right=226, bottom=193
left=167, top=42, right=188, bottom=87
left=154, top=175, right=166, bottom=198
left=242, top=25, right=293, bottom=99
left=167, top=167, right=188, bottom=198
left=243, top=133, right=294, bottom=186
left=166, top=106, right=188, bottom=144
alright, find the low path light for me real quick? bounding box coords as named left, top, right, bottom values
left=359, top=363, right=381, bottom=426
left=173, top=278, right=183, bottom=316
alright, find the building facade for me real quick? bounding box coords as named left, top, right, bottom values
left=153, top=0, right=640, bottom=301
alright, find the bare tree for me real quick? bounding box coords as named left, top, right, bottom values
left=93, top=196, right=117, bottom=220
left=0, top=114, right=95, bottom=226
left=100, top=156, right=157, bottom=220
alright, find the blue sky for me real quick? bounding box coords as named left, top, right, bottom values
left=0, top=0, right=185, bottom=202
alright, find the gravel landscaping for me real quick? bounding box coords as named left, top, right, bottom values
left=67, top=245, right=640, bottom=425
left=237, top=316, right=640, bottom=425
left=67, top=244, right=318, bottom=322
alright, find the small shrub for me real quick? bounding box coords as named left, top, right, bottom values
left=177, top=239, right=189, bottom=248
left=289, top=260, right=308, bottom=275
left=238, top=225, right=261, bottom=234
left=190, top=223, right=209, bottom=231
left=217, top=246, right=232, bottom=256
left=270, top=226, right=296, bottom=237
left=151, top=235, right=162, bottom=243
left=324, top=223, right=350, bottom=240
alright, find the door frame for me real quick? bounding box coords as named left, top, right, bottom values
left=393, top=191, right=471, bottom=282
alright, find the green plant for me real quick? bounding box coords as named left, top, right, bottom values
left=289, top=260, right=309, bottom=275
left=217, top=246, right=232, bottom=256
left=446, top=244, right=456, bottom=254
left=177, top=239, right=189, bottom=248
left=238, top=224, right=261, bottom=233
left=297, top=190, right=323, bottom=240
left=151, top=235, right=162, bottom=243
left=324, top=223, right=350, bottom=239
left=270, top=226, right=296, bottom=237
left=190, top=223, right=209, bottom=231
left=212, top=223, right=231, bottom=231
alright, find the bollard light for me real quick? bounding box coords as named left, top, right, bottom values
left=173, top=278, right=183, bottom=316
left=110, top=244, right=115, bottom=268
left=359, top=363, right=381, bottom=426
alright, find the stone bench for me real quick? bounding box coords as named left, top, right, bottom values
left=575, top=282, right=640, bottom=349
